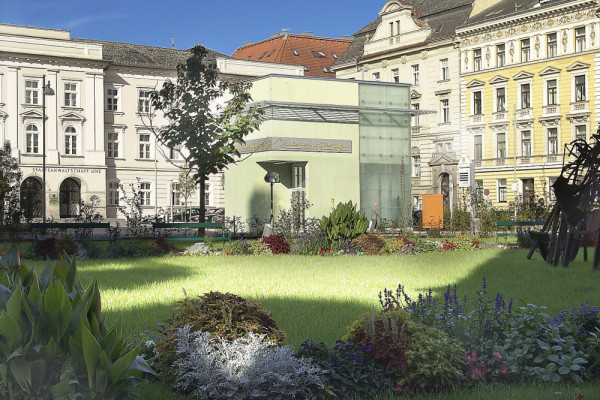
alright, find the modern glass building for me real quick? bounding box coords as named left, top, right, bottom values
left=225, top=75, right=413, bottom=225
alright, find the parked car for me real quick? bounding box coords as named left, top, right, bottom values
left=172, top=207, right=224, bottom=222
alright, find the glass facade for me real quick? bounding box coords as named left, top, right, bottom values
left=358, top=83, right=411, bottom=222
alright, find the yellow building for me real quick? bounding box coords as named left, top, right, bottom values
left=456, top=0, right=598, bottom=208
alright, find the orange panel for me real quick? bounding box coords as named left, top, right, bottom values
left=421, top=194, right=444, bottom=228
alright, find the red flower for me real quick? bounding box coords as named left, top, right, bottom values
left=19, top=252, right=24, bottom=259
left=318, top=250, right=324, bottom=255
left=326, top=248, right=331, bottom=252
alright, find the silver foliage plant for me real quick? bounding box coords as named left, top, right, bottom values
left=173, top=325, right=324, bottom=399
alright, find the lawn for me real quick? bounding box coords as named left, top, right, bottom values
left=13, top=246, right=600, bottom=399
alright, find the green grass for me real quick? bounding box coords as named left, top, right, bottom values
left=10, top=246, right=600, bottom=399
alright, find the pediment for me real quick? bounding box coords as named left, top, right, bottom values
left=20, top=109, right=43, bottom=120
left=488, top=75, right=508, bottom=84
left=0, top=110, right=8, bottom=121
left=539, top=66, right=561, bottom=76
left=466, top=79, right=485, bottom=88
left=59, top=112, right=86, bottom=123
left=435, top=89, right=451, bottom=96
left=513, top=71, right=534, bottom=80
left=411, top=90, right=422, bottom=99
left=429, top=153, right=458, bottom=166
left=380, top=0, right=411, bottom=16
left=566, top=61, right=590, bottom=71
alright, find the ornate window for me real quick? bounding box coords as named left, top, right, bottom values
left=25, top=124, right=40, bottom=154
left=64, top=126, right=77, bottom=155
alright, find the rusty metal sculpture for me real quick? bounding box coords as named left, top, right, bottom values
left=527, top=131, right=600, bottom=269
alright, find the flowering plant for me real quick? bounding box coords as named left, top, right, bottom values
left=442, top=239, right=455, bottom=251
left=318, top=248, right=332, bottom=256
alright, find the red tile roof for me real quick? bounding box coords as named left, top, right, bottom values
left=231, top=33, right=352, bottom=77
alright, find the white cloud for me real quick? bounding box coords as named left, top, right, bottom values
left=66, top=13, right=126, bottom=28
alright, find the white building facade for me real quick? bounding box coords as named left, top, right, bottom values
left=0, top=24, right=248, bottom=220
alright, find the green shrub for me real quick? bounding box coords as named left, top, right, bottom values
left=453, top=233, right=477, bottom=250
left=0, top=244, right=153, bottom=400
left=54, top=235, right=78, bottom=257
left=248, top=238, right=272, bottom=255
left=33, top=238, right=58, bottom=259
left=155, top=291, right=285, bottom=384
left=320, top=201, right=368, bottom=245
left=351, top=234, right=387, bottom=255
left=290, top=230, right=329, bottom=255
left=223, top=238, right=251, bottom=255
left=344, top=309, right=465, bottom=394
left=386, top=236, right=419, bottom=255
left=295, top=340, right=392, bottom=399
left=107, top=239, right=153, bottom=258
left=495, top=304, right=589, bottom=383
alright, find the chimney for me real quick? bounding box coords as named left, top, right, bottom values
left=300, top=31, right=314, bottom=36
left=242, top=41, right=254, bottom=47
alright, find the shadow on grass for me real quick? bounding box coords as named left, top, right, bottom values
left=405, top=247, right=600, bottom=317
left=101, top=293, right=375, bottom=349
left=27, top=258, right=201, bottom=292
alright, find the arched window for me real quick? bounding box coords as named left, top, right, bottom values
left=25, top=124, right=40, bottom=154
left=60, top=178, right=81, bottom=218
left=65, top=126, right=77, bottom=155
left=20, top=177, right=42, bottom=219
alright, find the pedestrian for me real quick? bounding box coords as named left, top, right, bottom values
left=369, top=201, right=380, bottom=232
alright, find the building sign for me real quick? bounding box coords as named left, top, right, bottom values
left=236, top=137, right=352, bottom=154
left=32, top=167, right=102, bottom=174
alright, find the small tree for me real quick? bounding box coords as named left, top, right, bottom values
left=151, top=45, right=263, bottom=230
left=176, top=164, right=197, bottom=221
left=0, top=141, right=22, bottom=231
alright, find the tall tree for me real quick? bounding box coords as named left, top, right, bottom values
left=176, top=163, right=197, bottom=221
left=0, top=141, right=22, bottom=230
left=151, top=45, right=263, bottom=226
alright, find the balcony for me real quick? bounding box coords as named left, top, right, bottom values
left=493, top=111, right=507, bottom=121
left=546, top=154, right=559, bottom=163
left=470, top=115, right=484, bottom=125
left=543, top=105, right=560, bottom=116
left=516, top=108, right=532, bottom=120
left=495, top=158, right=505, bottom=166
left=571, top=101, right=588, bottom=113
left=411, top=126, right=421, bottom=135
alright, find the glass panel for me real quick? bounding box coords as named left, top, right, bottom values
left=359, top=83, right=411, bottom=222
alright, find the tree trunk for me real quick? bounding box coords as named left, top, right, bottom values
left=199, top=175, right=207, bottom=236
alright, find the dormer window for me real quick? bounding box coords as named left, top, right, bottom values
left=291, top=49, right=299, bottom=56
left=311, top=51, right=326, bottom=58
left=267, top=49, right=275, bottom=57
left=258, top=51, right=267, bottom=59
left=331, top=52, right=338, bottom=59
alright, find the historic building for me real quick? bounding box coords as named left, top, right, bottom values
left=0, top=23, right=301, bottom=220
left=456, top=0, right=599, bottom=208
left=231, top=30, right=352, bottom=78
left=332, top=0, right=473, bottom=212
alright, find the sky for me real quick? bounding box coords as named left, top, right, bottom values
left=1, top=1, right=380, bottom=55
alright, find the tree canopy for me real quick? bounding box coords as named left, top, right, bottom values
left=151, top=45, right=263, bottom=222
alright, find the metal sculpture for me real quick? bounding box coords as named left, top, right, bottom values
left=527, top=131, right=600, bottom=269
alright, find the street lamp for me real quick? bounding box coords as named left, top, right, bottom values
left=264, top=171, right=280, bottom=224
left=42, top=75, right=55, bottom=222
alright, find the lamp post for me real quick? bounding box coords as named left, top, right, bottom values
left=41, top=75, right=55, bottom=222
left=264, top=171, right=280, bottom=223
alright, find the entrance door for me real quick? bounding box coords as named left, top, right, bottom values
left=440, top=173, right=450, bottom=209
left=60, top=178, right=80, bottom=218
left=20, top=177, right=42, bottom=219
